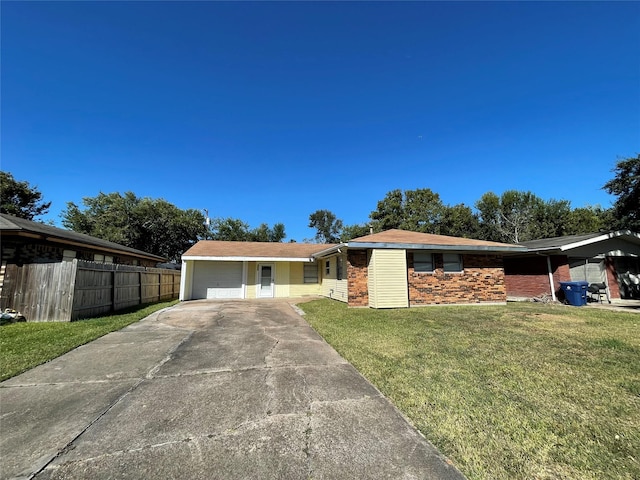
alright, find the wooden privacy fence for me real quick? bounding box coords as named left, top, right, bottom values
left=0, top=259, right=181, bottom=322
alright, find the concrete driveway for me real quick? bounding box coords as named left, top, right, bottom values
left=1, top=300, right=465, bottom=479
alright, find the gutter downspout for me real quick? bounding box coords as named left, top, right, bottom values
left=546, top=256, right=557, bottom=302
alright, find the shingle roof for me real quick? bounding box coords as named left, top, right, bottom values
left=0, top=213, right=166, bottom=261
left=519, top=230, right=640, bottom=252
left=348, top=229, right=524, bottom=251
left=183, top=241, right=336, bottom=259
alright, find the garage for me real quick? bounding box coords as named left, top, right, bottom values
left=191, top=261, right=244, bottom=299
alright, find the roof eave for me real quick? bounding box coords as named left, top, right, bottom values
left=2, top=230, right=166, bottom=261
left=311, top=244, right=347, bottom=258
left=182, top=255, right=315, bottom=262
left=346, top=241, right=526, bottom=253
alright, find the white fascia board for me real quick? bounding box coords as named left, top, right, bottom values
left=311, top=244, right=347, bottom=258
left=558, top=230, right=639, bottom=252
left=181, top=255, right=314, bottom=262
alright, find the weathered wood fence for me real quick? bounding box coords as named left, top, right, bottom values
left=0, top=260, right=181, bottom=322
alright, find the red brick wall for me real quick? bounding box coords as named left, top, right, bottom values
left=504, top=255, right=570, bottom=298
left=407, top=253, right=506, bottom=305
left=347, top=250, right=368, bottom=307
left=605, top=257, right=621, bottom=299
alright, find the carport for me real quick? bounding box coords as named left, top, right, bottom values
left=504, top=230, right=640, bottom=301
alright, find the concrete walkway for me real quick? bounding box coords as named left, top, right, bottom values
left=1, top=300, right=465, bottom=480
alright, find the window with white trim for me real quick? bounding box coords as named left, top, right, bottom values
left=413, top=252, right=434, bottom=273
left=325, top=260, right=330, bottom=275
left=304, top=263, right=319, bottom=283
left=443, top=253, right=463, bottom=272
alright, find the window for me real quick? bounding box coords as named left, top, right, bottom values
left=104, top=255, right=114, bottom=264
left=325, top=260, right=330, bottom=275
left=93, top=254, right=104, bottom=263
left=413, top=252, right=434, bottom=273
left=304, top=263, right=319, bottom=283
left=337, top=256, right=344, bottom=280
left=443, top=253, right=463, bottom=272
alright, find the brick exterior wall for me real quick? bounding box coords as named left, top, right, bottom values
left=605, top=257, right=621, bottom=299
left=407, top=253, right=506, bottom=305
left=347, top=250, right=368, bottom=307
left=504, top=255, right=571, bottom=299
left=1, top=238, right=158, bottom=267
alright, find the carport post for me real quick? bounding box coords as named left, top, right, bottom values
left=546, top=256, right=557, bottom=302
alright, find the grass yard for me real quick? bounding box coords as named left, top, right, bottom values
left=299, top=299, right=640, bottom=480
left=0, top=300, right=177, bottom=381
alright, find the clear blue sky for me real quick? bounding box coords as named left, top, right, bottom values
left=2, top=1, right=639, bottom=242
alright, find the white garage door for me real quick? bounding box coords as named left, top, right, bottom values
left=192, top=261, right=244, bottom=299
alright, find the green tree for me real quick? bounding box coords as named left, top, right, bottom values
left=564, top=205, right=613, bottom=235
left=439, top=203, right=481, bottom=238
left=208, top=218, right=250, bottom=241
left=603, top=154, right=640, bottom=231
left=62, top=192, right=207, bottom=262
left=369, top=189, right=404, bottom=231
left=0, top=171, right=51, bottom=220
left=340, top=223, right=372, bottom=242
left=530, top=199, right=572, bottom=239
left=476, top=190, right=546, bottom=243
left=248, top=222, right=286, bottom=242
left=401, top=188, right=445, bottom=233
left=369, top=188, right=446, bottom=234
left=208, top=218, right=286, bottom=242
left=308, top=209, right=343, bottom=243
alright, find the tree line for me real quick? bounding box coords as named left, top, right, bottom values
left=1, top=154, right=638, bottom=261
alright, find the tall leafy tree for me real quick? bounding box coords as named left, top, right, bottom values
left=531, top=199, right=572, bottom=239
left=308, top=209, right=343, bottom=243
left=248, top=222, right=286, bottom=242
left=208, top=218, right=286, bottom=242
left=62, top=192, right=207, bottom=262
left=401, top=188, right=445, bottom=233
left=340, top=223, right=372, bottom=242
left=369, top=188, right=445, bottom=234
left=603, top=154, right=640, bottom=231
left=369, top=189, right=404, bottom=231
left=564, top=205, right=613, bottom=235
left=0, top=171, right=51, bottom=220
left=439, top=203, right=481, bottom=238
left=476, top=190, right=546, bottom=243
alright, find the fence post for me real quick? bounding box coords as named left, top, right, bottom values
left=111, top=268, right=116, bottom=312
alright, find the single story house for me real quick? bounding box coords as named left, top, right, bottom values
left=0, top=213, right=176, bottom=321
left=504, top=230, right=640, bottom=301
left=180, top=229, right=525, bottom=308
left=0, top=213, right=165, bottom=268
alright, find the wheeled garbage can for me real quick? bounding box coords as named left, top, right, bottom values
left=559, top=281, right=589, bottom=306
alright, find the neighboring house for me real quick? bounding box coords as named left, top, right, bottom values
left=504, top=230, right=640, bottom=301
left=0, top=214, right=177, bottom=321
left=180, top=229, right=525, bottom=308
left=0, top=213, right=165, bottom=268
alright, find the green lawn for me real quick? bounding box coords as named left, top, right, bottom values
left=299, top=299, right=640, bottom=480
left=0, top=300, right=177, bottom=381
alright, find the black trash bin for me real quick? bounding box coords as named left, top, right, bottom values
left=559, top=281, right=589, bottom=306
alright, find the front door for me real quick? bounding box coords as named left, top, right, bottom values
left=258, top=264, right=274, bottom=297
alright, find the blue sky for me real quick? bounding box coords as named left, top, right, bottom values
left=2, top=1, right=639, bottom=242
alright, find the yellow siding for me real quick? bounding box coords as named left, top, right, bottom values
left=369, top=249, right=408, bottom=308
left=245, top=261, right=256, bottom=298
left=320, top=254, right=348, bottom=303
left=289, top=262, right=322, bottom=297
left=274, top=262, right=290, bottom=297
